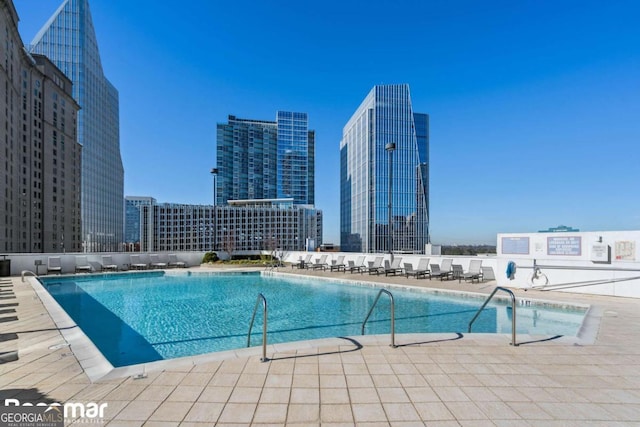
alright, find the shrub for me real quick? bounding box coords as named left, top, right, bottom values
left=202, top=252, right=219, bottom=263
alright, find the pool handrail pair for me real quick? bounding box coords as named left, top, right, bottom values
left=248, top=286, right=518, bottom=362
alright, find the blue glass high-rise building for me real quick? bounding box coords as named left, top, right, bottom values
left=28, top=0, right=124, bottom=251
left=276, top=111, right=315, bottom=205
left=340, top=84, right=429, bottom=253
left=216, top=112, right=315, bottom=206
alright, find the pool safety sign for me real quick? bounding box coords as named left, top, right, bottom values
left=547, top=236, right=582, bottom=256
left=1, top=399, right=107, bottom=427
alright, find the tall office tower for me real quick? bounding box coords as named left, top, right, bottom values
left=0, top=0, right=82, bottom=253
left=216, top=111, right=315, bottom=205
left=28, top=0, right=124, bottom=252
left=340, top=84, right=429, bottom=253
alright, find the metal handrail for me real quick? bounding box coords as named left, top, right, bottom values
left=361, top=289, right=396, bottom=348
left=468, top=287, right=518, bottom=346
left=247, top=293, right=269, bottom=362
left=522, top=259, right=640, bottom=273
left=21, top=270, right=38, bottom=282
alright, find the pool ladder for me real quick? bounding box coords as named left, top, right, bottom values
left=361, top=289, right=396, bottom=348
left=247, top=293, right=269, bottom=362
left=468, top=286, right=518, bottom=346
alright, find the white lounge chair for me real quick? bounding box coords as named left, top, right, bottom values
left=307, top=254, right=329, bottom=270
left=149, top=254, right=167, bottom=269
left=481, top=266, right=495, bottom=282
left=462, top=260, right=483, bottom=283
left=130, top=254, right=148, bottom=270
left=168, top=254, right=186, bottom=268
left=74, top=256, right=92, bottom=273
left=430, top=263, right=451, bottom=280
left=346, top=256, right=365, bottom=274
left=365, top=257, right=384, bottom=275
left=405, top=258, right=430, bottom=279
left=101, top=255, right=118, bottom=272
left=383, top=257, right=403, bottom=276
left=47, top=256, right=62, bottom=275
left=329, top=255, right=346, bottom=272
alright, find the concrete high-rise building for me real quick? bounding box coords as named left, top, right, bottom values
left=28, top=0, right=124, bottom=252
left=0, top=0, right=82, bottom=253
left=216, top=112, right=315, bottom=205
left=340, top=84, right=429, bottom=253
left=129, top=197, right=322, bottom=253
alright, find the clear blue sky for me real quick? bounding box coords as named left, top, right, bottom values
left=16, top=0, right=640, bottom=245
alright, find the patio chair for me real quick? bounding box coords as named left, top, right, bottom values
left=329, top=255, right=346, bottom=272
left=441, top=258, right=453, bottom=279
left=308, top=254, right=329, bottom=270
left=292, top=254, right=312, bottom=269
left=74, top=256, right=92, bottom=273
left=149, top=254, right=167, bottom=269
left=101, top=255, right=118, bottom=272
left=481, top=266, right=495, bottom=282
left=430, top=263, right=452, bottom=280
left=346, top=256, right=366, bottom=274
left=462, top=260, right=483, bottom=283
left=404, top=258, right=430, bottom=279
left=130, top=254, right=148, bottom=270
left=365, top=256, right=384, bottom=275
left=47, top=256, right=62, bottom=275
left=384, top=257, right=403, bottom=276
left=168, top=254, right=186, bottom=268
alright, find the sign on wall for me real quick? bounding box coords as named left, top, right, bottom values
left=615, top=241, right=636, bottom=261
left=501, top=237, right=529, bottom=255
left=547, top=236, right=582, bottom=256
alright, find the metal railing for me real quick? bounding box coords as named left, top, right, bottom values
left=21, top=270, right=38, bottom=282
left=468, top=287, right=518, bottom=346
left=519, top=259, right=640, bottom=291
left=247, top=293, right=269, bottom=362
left=361, top=289, right=396, bottom=348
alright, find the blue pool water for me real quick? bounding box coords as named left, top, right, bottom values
left=41, top=272, right=586, bottom=367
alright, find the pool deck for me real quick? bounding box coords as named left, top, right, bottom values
left=1, top=265, right=640, bottom=426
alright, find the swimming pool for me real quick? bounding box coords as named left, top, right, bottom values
left=41, top=271, right=587, bottom=367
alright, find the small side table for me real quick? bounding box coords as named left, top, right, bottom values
left=34, top=259, right=43, bottom=275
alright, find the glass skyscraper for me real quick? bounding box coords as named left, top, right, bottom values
left=216, top=112, right=315, bottom=205
left=340, top=84, right=429, bottom=253
left=276, top=111, right=315, bottom=205
left=28, top=0, right=124, bottom=252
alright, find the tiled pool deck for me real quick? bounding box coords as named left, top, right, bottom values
left=1, top=265, right=639, bottom=426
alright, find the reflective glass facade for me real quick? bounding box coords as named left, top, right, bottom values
left=276, top=111, right=314, bottom=205
left=28, top=0, right=124, bottom=252
left=216, top=111, right=314, bottom=205
left=340, top=84, right=429, bottom=253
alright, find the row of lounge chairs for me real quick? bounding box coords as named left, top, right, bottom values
left=47, top=254, right=187, bottom=275
left=290, top=254, right=495, bottom=283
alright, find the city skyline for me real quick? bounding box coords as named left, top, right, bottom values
left=15, top=0, right=640, bottom=245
